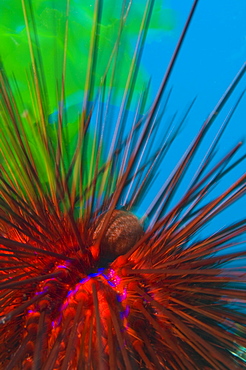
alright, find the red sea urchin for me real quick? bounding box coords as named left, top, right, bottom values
left=0, top=0, right=246, bottom=369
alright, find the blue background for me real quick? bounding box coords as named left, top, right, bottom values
left=140, top=0, right=246, bottom=238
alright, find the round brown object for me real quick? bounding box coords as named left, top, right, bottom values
left=93, top=210, right=144, bottom=259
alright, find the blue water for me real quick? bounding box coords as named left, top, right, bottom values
left=141, top=0, right=246, bottom=236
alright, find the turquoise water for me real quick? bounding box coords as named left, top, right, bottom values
left=142, top=0, right=246, bottom=233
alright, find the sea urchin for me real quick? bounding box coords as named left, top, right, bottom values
left=0, top=0, right=246, bottom=369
